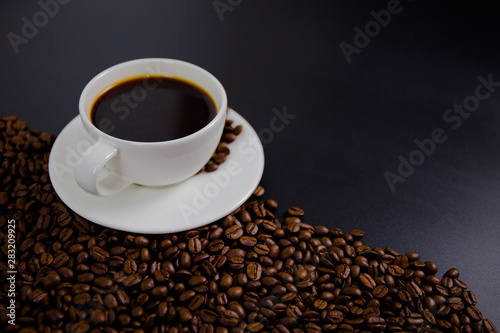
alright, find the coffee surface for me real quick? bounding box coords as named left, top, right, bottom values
left=91, top=75, right=217, bottom=142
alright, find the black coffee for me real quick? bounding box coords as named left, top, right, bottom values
left=90, top=75, right=217, bottom=142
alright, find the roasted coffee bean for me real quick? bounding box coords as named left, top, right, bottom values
left=151, top=286, right=168, bottom=298
left=218, top=309, right=239, bottom=327
left=122, top=273, right=141, bottom=287
left=336, top=263, right=350, bottom=279
left=225, top=225, right=243, bottom=240
left=188, top=275, right=208, bottom=287
left=36, top=215, right=52, bottom=230
left=71, top=320, right=90, bottom=333
left=104, top=293, right=118, bottom=309
left=188, top=237, right=202, bottom=253
left=228, top=256, right=245, bottom=269
left=89, top=263, right=108, bottom=275
left=359, top=272, right=376, bottom=289
left=240, top=236, right=257, bottom=247
left=467, top=306, right=483, bottom=321
left=247, top=262, right=263, bottom=281
left=483, top=319, right=497, bottom=333
left=124, top=248, right=140, bottom=260
left=51, top=252, right=69, bottom=268
left=288, top=206, right=305, bottom=216
left=40, top=252, right=53, bottom=266
left=90, top=246, right=110, bottom=262
left=73, top=292, right=91, bottom=305
left=178, top=307, right=193, bottom=323
left=341, top=286, right=361, bottom=298
left=76, top=272, right=94, bottom=283
left=124, top=259, right=138, bottom=274
left=227, top=286, right=243, bottom=298
left=41, top=271, right=61, bottom=289
left=116, top=289, right=130, bottom=305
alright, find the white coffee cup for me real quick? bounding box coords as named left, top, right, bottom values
left=75, top=58, right=227, bottom=196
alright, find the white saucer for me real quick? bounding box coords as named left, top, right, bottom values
left=48, top=109, right=265, bottom=234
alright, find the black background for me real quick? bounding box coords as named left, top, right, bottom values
left=1, top=0, right=499, bottom=326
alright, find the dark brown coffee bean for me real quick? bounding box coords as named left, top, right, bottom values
left=263, top=199, right=278, bottom=211
left=36, top=215, right=52, bottom=230
left=104, top=294, right=118, bottom=309
left=71, top=283, right=91, bottom=295
left=178, top=307, right=193, bottom=323
left=387, top=265, right=404, bottom=276
left=251, top=203, right=266, bottom=218
left=73, top=292, right=91, bottom=305
left=59, top=227, right=74, bottom=242
left=218, top=309, right=239, bottom=327
left=247, top=262, right=263, bottom=281
left=228, top=256, right=245, bottom=269
left=71, top=320, right=90, bottom=333
left=247, top=322, right=265, bottom=333
left=463, top=290, right=478, bottom=306
left=336, top=263, right=350, bottom=279
left=373, top=285, right=388, bottom=298
left=40, top=252, right=53, bottom=266
left=406, top=281, right=424, bottom=298
left=134, top=235, right=149, bottom=248
left=200, top=309, right=218, bottom=323
left=188, top=275, right=208, bottom=287
left=178, top=290, right=196, bottom=302
left=466, top=306, right=483, bottom=321
left=27, top=288, right=47, bottom=303
left=358, top=272, right=376, bottom=289
left=76, top=272, right=94, bottom=283
left=90, top=263, right=108, bottom=275
left=220, top=273, right=234, bottom=289
left=227, top=286, right=243, bottom=299
left=205, top=162, right=219, bottom=172
left=41, top=271, right=61, bottom=289
left=445, top=268, right=460, bottom=278
left=207, top=239, right=225, bottom=253
left=313, top=299, right=328, bottom=310
left=44, top=309, right=64, bottom=322
left=240, top=236, right=257, bottom=247
left=52, top=252, right=69, bottom=268
left=124, top=259, right=138, bottom=274
left=188, top=237, right=202, bottom=253
left=151, top=286, right=168, bottom=298
left=217, top=141, right=230, bottom=154
left=261, top=219, right=277, bottom=231
left=279, top=246, right=296, bottom=260
left=341, top=286, right=361, bottom=298
left=221, top=132, right=237, bottom=143
left=94, top=276, right=113, bottom=289
left=198, top=260, right=217, bottom=278
left=287, top=206, right=304, bottom=216
left=116, top=289, right=130, bottom=305
left=55, top=267, right=73, bottom=281
left=122, top=273, right=141, bottom=287
left=483, top=319, right=497, bottom=333
left=90, top=246, right=110, bottom=262
left=366, top=316, right=386, bottom=331
left=225, top=225, right=243, bottom=240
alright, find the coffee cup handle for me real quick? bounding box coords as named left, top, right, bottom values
left=75, top=140, right=133, bottom=196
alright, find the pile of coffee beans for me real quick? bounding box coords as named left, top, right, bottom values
left=0, top=116, right=497, bottom=333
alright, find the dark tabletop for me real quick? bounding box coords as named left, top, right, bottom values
left=1, top=0, right=499, bottom=326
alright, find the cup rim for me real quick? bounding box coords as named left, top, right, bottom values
left=78, top=58, right=228, bottom=146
